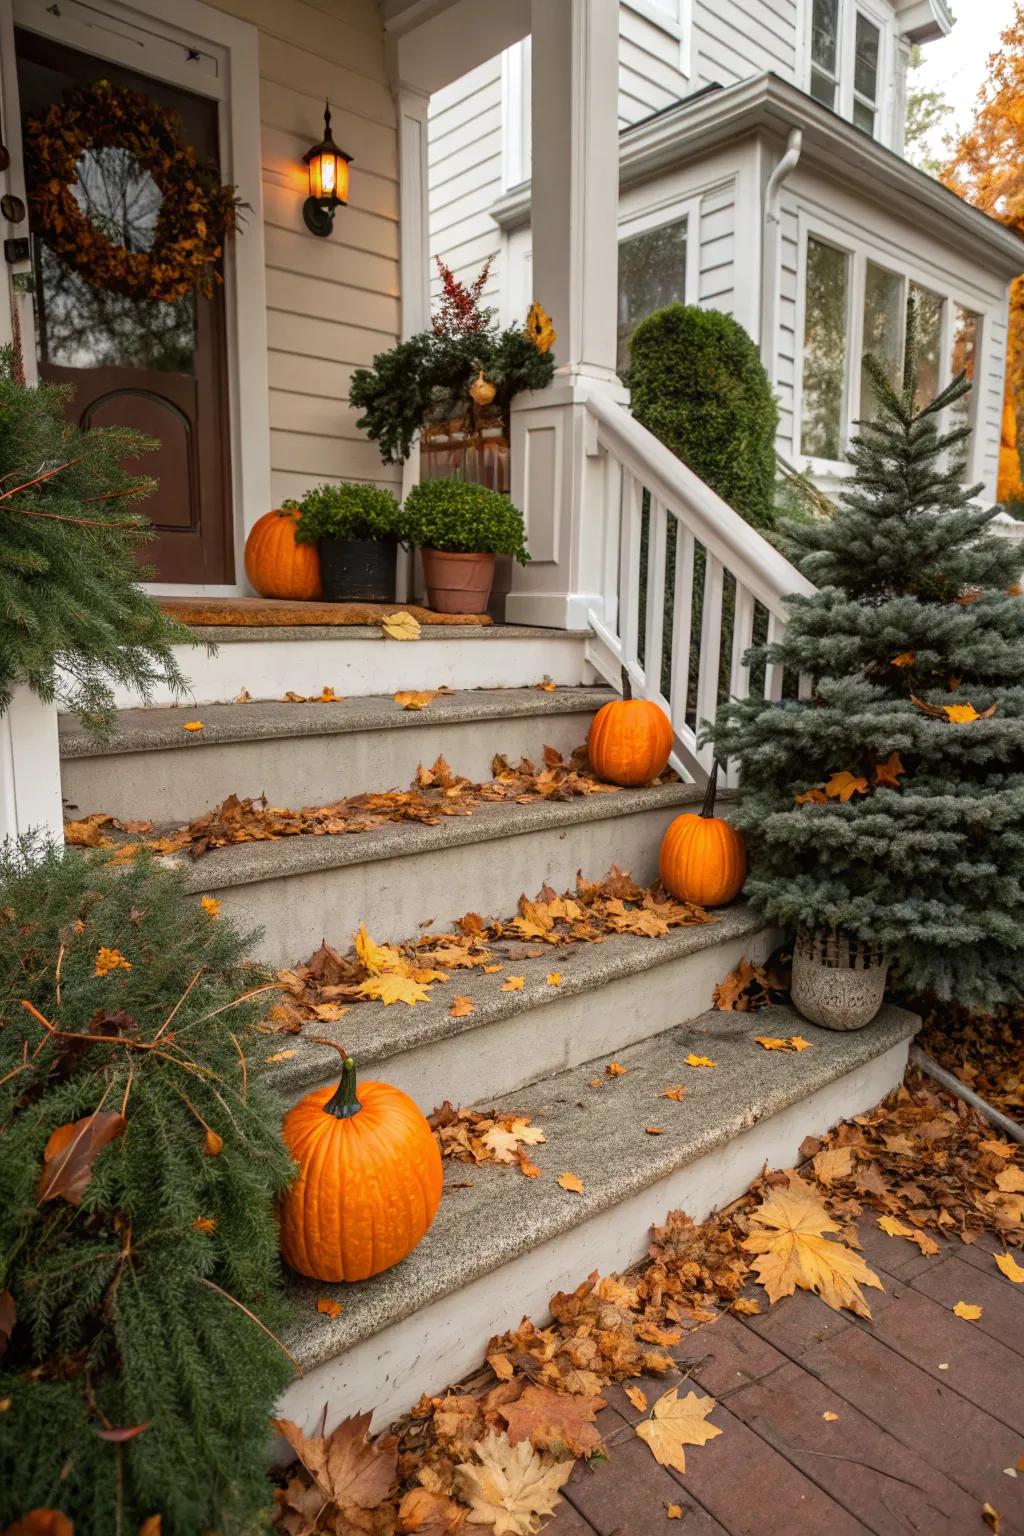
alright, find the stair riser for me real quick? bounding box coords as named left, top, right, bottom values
left=288, top=925, right=774, bottom=1111
left=61, top=710, right=598, bottom=824
left=108, top=633, right=593, bottom=709
left=202, top=803, right=685, bottom=966
left=273, top=1036, right=912, bottom=1444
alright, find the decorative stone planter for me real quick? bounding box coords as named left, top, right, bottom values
left=318, top=536, right=397, bottom=603
left=790, top=928, right=888, bottom=1031
left=420, top=548, right=496, bottom=615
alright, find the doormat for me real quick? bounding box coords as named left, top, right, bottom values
left=157, top=597, right=494, bottom=628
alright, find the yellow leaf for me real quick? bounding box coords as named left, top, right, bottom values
left=193, top=1216, right=216, bottom=1233
left=204, top=1128, right=223, bottom=1157
left=316, top=1297, right=343, bottom=1319
left=354, top=921, right=405, bottom=977
left=483, top=964, right=503, bottom=974
left=449, top=996, right=476, bottom=1018
left=359, top=974, right=430, bottom=1006
left=182, top=721, right=204, bottom=732
left=660, top=1085, right=687, bottom=1101
left=534, top=680, right=556, bottom=691
left=94, top=946, right=131, bottom=977
left=502, top=976, right=526, bottom=992
left=877, top=1215, right=915, bottom=1239
left=382, top=611, right=422, bottom=641
left=636, top=1388, right=722, bottom=1474
left=890, top=652, right=915, bottom=667
left=666, top=1505, right=683, bottom=1520
left=282, top=691, right=307, bottom=702
left=264, top=1049, right=297, bottom=1063
left=731, top=1297, right=761, bottom=1316
left=394, top=689, right=443, bottom=710
left=812, top=1146, right=855, bottom=1186
left=315, top=686, right=344, bottom=703
left=944, top=703, right=981, bottom=723
left=606, top=1061, right=629, bottom=1077
left=684, top=1053, right=715, bottom=1068
left=983, top=1503, right=1001, bottom=1535
left=546, top=973, right=562, bottom=987
left=755, top=1036, right=796, bottom=1052
left=199, top=895, right=221, bottom=918
left=953, top=1301, right=983, bottom=1320
left=455, top=1431, right=571, bottom=1533
left=825, top=770, right=869, bottom=803
left=822, top=1411, right=839, bottom=1422
left=558, top=1172, right=584, bottom=1195
left=996, top=1166, right=1024, bottom=1193
left=994, top=1251, right=1024, bottom=1284
left=624, top=1385, right=648, bottom=1413
left=742, top=1182, right=884, bottom=1318
left=794, top=786, right=829, bottom=804
left=790, top=1036, right=812, bottom=1051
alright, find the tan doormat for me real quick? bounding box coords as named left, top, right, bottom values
left=157, top=596, right=493, bottom=628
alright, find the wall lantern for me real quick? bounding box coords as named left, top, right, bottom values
left=303, top=102, right=352, bottom=237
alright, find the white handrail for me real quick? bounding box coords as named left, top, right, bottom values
left=581, top=392, right=814, bottom=785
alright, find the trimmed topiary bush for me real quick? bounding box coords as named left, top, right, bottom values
left=289, top=482, right=404, bottom=544
left=403, top=479, right=529, bottom=562
left=627, top=304, right=779, bottom=531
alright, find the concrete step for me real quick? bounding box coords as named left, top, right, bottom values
left=273, top=1001, right=920, bottom=1438
left=106, top=624, right=594, bottom=709
left=271, top=903, right=774, bottom=1110
left=176, top=783, right=704, bottom=966
left=59, top=687, right=613, bottom=824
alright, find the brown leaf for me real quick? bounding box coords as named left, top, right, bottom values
left=95, top=1422, right=152, bottom=1442
left=0, top=1290, right=15, bottom=1360
left=397, top=1487, right=467, bottom=1533
left=659, top=1085, right=686, bottom=1102
left=449, top=996, right=476, bottom=1018
left=501, top=1383, right=605, bottom=1457
left=64, top=816, right=113, bottom=848
left=273, top=1410, right=399, bottom=1516
left=874, top=752, right=905, bottom=790
left=624, top=1385, right=648, bottom=1413
left=825, top=770, right=869, bottom=803
left=455, top=1432, right=571, bottom=1534
left=317, top=1297, right=343, bottom=1319
left=36, top=1112, right=126, bottom=1205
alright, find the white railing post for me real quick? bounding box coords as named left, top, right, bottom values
left=0, top=686, right=64, bottom=845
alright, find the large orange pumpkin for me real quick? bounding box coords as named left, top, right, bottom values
left=659, top=759, right=746, bottom=907
left=278, top=1055, right=442, bottom=1283
left=588, top=672, right=673, bottom=786
left=244, top=508, right=322, bottom=600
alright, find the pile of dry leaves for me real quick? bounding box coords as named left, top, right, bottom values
left=916, top=1000, right=1024, bottom=1127
left=269, top=868, right=713, bottom=1027
left=273, top=1068, right=1022, bottom=1534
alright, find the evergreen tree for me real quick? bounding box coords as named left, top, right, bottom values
left=0, top=843, right=294, bottom=1533
left=712, top=320, right=1024, bottom=1007
left=0, top=348, right=198, bottom=737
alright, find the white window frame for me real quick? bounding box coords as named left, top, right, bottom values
left=2, top=0, right=271, bottom=593
left=622, top=0, right=694, bottom=79
left=616, top=194, right=700, bottom=373
left=501, top=38, right=531, bottom=192
left=793, top=209, right=987, bottom=483
left=803, top=0, right=893, bottom=143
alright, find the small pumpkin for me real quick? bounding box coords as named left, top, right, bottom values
left=659, top=758, right=746, bottom=907
left=244, top=507, right=322, bottom=601
left=587, top=669, right=673, bottom=786
left=278, top=1053, right=442, bottom=1283
left=469, top=369, right=496, bottom=406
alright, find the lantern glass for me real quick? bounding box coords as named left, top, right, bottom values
left=302, top=103, right=351, bottom=235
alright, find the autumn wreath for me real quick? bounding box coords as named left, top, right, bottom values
left=24, top=78, right=241, bottom=303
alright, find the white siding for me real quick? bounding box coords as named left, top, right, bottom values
left=691, top=0, right=799, bottom=88
left=698, top=181, right=737, bottom=312
left=209, top=0, right=402, bottom=500
left=427, top=57, right=504, bottom=307
left=618, top=5, right=691, bottom=127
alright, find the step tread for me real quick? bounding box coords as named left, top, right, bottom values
left=179, top=623, right=592, bottom=646
left=282, top=1002, right=919, bottom=1372
left=174, top=782, right=704, bottom=894
left=270, top=903, right=766, bottom=1100
left=58, top=686, right=613, bottom=758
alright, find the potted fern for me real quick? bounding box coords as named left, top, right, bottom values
left=289, top=482, right=404, bottom=603
left=403, top=478, right=529, bottom=614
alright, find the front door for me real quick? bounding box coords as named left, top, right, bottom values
left=15, top=28, right=234, bottom=584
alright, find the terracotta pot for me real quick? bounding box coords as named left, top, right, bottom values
left=420, top=548, right=496, bottom=615
left=790, top=928, right=888, bottom=1031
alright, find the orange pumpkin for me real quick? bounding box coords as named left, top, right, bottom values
left=244, top=508, right=322, bottom=601
left=588, top=672, right=673, bottom=786
left=278, top=1054, right=442, bottom=1283
left=659, top=759, right=746, bottom=907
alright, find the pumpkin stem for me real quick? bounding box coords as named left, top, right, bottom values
left=321, top=1052, right=363, bottom=1120
left=620, top=665, right=632, bottom=701
left=700, top=758, right=721, bottom=819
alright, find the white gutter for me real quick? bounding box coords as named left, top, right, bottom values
left=760, top=127, right=802, bottom=385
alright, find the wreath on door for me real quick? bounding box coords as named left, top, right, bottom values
left=24, top=79, right=241, bottom=303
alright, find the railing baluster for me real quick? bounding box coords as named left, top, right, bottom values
left=618, top=471, right=643, bottom=678
left=695, top=551, right=724, bottom=771
left=668, top=520, right=695, bottom=740
left=764, top=611, right=785, bottom=701
left=601, top=450, right=623, bottom=633
left=643, top=495, right=668, bottom=706
left=729, top=581, right=755, bottom=702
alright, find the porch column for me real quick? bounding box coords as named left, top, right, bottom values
left=0, top=687, right=64, bottom=846
left=505, top=0, right=627, bottom=629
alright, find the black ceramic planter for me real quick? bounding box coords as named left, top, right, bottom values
left=319, top=536, right=397, bottom=602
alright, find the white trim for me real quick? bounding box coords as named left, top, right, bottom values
left=500, top=36, right=531, bottom=192
left=7, top=0, right=272, bottom=586
left=804, top=0, right=896, bottom=148
left=617, top=192, right=701, bottom=310
left=622, top=0, right=693, bottom=79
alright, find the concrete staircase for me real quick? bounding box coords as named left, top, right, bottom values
left=59, top=623, right=918, bottom=1438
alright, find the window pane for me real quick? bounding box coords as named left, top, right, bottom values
left=617, top=217, right=687, bottom=377
left=811, top=0, right=839, bottom=72
left=860, top=262, right=904, bottom=423
left=810, top=67, right=837, bottom=109
left=910, top=283, right=943, bottom=411
left=854, top=13, right=879, bottom=103
left=801, top=237, right=849, bottom=459
left=852, top=98, right=875, bottom=134
left=950, top=306, right=979, bottom=438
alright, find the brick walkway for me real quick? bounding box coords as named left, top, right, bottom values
left=544, top=1223, right=1024, bottom=1535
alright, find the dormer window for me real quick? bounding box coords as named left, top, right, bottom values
left=809, top=0, right=884, bottom=138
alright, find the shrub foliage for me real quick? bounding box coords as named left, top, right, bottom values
left=403, top=478, right=530, bottom=562
left=289, top=482, right=404, bottom=544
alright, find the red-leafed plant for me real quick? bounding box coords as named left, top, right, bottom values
left=431, top=256, right=493, bottom=337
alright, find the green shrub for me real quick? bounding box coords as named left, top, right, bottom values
left=628, top=304, right=779, bottom=531
left=403, top=479, right=529, bottom=562
left=289, top=481, right=404, bottom=543
left=0, top=843, right=294, bottom=1534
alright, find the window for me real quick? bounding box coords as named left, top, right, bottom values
left=911, top=282, right=943, bottom=412
left=950, top=306, right=980, bottom=438
left=810, top=0, right=840, bottom=110
left=859, top=261, right=903, bottom=422
left=617, top=217, right=688, bottom=377
left=852, top=12, right=880, bottom=134
left=801, top=237, right=849, bottom=458
left=807, top=0, right=887, bottom=140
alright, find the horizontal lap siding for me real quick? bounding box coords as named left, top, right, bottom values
left=776, top=203, right=800, bottom=450
left=208, top=0, right=400, bottom=498
left=618, top=8, right=689, bottom=127
left=692, top=0, right=798, bottom=87
left=979, top=306, right=1007, bottom=495
left=699, top=181, right=737, bottom=314
left=428, top=60, right=504, bottom=308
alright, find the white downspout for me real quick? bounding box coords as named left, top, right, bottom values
left=760, top=127, right=802, bottom=388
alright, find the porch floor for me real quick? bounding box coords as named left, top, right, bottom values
left=546, top=1226, right=1024, bottom=1535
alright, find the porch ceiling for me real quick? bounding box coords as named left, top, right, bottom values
left=375, top=0, right=529, bottom=96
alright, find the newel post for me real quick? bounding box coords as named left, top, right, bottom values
left=0, top=686, right=64, bottom=845
left=505, top=0, right=627, bottom=629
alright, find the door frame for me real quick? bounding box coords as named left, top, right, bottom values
left=0, top=0, right=272, bottom=592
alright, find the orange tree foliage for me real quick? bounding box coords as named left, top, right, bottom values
left=942, top=4, right=1024, bottom=501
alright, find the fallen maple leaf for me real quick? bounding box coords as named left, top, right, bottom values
left=36, top=1112, right=127, bottom=1205
left=743, top=1180, right=883, bottom=1318
left=360, top=974, right=431, bottom=1006
left=204, top=1129, right=224, bottom=1157
left=660, top=1085, right=686, bottom=1102
left=794, top=786, right=829, bottom=804
left=666, top=1506, right=683, bottom=1520
left=825, top=770, right=869, bottom=803
left=397, top=1486, right=467, bottom=1533
left=534, top=680, right=557, bottom=692
left=64, top=816, right=113, bottom=848
left=754, top=1035, right=807, bottom=1052
left=501, top=977, right=525, bottom=992
left=874, top=752, right=905, bottom=790
left=182, top=721, right=204, bottom=732
left=646, top=1126, right=664, bottom=1135
left=501, top=1383, right=605, bottom=1457
left=546, top=973, right=562, bottom=987
left=624, top=1385, right=648, bottom=1413
left=812, top=1146, right=855, bottom=1186
left=274, top=1410, right=399, bottom=1521
left=395, top=690, right=442, bottom=710
left=994, top=1252, right=1024, bottom=1284
left=455, top=1431, right=571, bottom=1535
left=450, top=996, right=476, bottom=1018
left=731, top=1297, right=761, bottom=1316
left=317, top=1297, right=343, bottom=1319
left=684, top=1053, right=715, bottom=1068
left=952, top=1301, right=982, bottom=1320
left=315, top=687, right=344, bottom=703
left=558, top=1173, right=584, bottom=1195
left=890, top=651, right=915, bottom=667
left=382, top=611, right=422, bottom=641
left=996, top=1166, right=1024, bottom=1193
left=192, top=1216, right=216, bottom=1233
left=199, top=895, right=221, bottom=918
left=606, top=1061, right=629, bottom=1077
left=877, top=1215, right=915, bottom=1240
left=636, top=1387, right=722, bottom=1474
left=93, top=946, right=131, bottom=977
left=822, top=1411, right=839, bottom=1422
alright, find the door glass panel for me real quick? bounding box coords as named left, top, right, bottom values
left=950, top=306, right=979, bottom=437
left=860, top=261, right=903, bottom=423
left=810, top=0, right=839, bottom=107
left=801, top=236, right=849, bottom=459
left=910, top=282, right=943, bottom=411
left=617, top=216, right=687, bottom=377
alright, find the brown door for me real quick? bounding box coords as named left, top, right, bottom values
left=15, top=29, right=234, bottom=584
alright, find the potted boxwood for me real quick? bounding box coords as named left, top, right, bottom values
left=403, top=478, right=529, bottom=614
left=288, top=482, right=404, bottom=603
